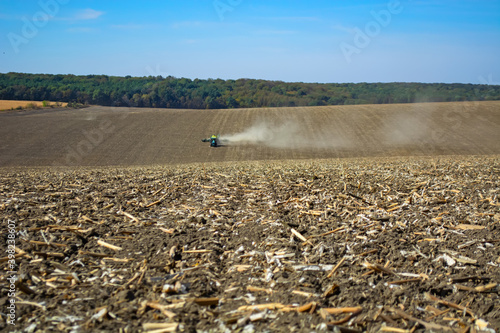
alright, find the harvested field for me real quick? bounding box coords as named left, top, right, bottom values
left=1, top=156, right=499, bottom=332
left=0, top=100, right=68, bottom=111
left=1, top=101, right=499, bottom=332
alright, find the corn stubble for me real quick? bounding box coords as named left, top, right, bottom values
left=0, top=156, right=499, bottom=332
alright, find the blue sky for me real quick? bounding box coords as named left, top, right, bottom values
left=1, top=0, right=499, bottom=83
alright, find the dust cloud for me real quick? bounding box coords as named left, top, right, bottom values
left=382, top=102, right=438, bottom=147
left=220, top=119, right=349, bottom=149
left=382, top=111, right=431, bottom=145
left=220, top=120, right=299, bottom=148
left=220, top=103, right=446, bottom=151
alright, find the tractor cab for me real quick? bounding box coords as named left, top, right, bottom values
left=202, top=135, right=221, bottom=147
left=210, top=135, right=219, bottom=147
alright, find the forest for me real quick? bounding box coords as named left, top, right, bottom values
left=1, top=72, right=499, bottom=109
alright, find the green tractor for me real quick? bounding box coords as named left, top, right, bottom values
left=201, top=134, right=221, bottom=147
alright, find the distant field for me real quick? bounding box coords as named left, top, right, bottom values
left=0, top=100, right=68, bottom=110
left=0, top=101, right=499, bottom=167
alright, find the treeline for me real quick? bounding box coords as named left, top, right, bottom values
left=1, top=72, right=499, bottom=109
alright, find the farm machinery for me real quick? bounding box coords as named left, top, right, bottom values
left=201, top=134, right=221, bottom=147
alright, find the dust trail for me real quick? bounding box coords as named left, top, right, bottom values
left=382, top=103, right=435, bottom=146
left=220, top=120, right=301, bottom=148
left=220, top=119, right=350, bottom=149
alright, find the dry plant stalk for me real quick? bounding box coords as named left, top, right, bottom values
left=291, top=228, right=313, bottom=245
left=97, top=240, right=123, bottom=251
left=424, top=293, right=475, bottom=317
left=362, top=262, right=396, bottom=275
left=389, top=307, right=454, bottom=332
left=238, top=303, right=285, bottom=311
left=144, top=302, right=177, bottom=319
left=247, top=285, right=274, bottom=294
left=455, top=283, right=497, bottom=292
left=327, top=257, right=346, bottom=278
left=321, top=306, right=362, bottom=315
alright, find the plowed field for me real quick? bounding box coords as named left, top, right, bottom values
left=0, top=101, right=499, bottom=167
left=0, top=101, right=499, bottom=333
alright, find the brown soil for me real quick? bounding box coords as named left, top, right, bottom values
left=0, top=101, right=499, bottom=167
left=0, top=101, right=499, bottom=332
left=1, top=157, right=499, bottom=332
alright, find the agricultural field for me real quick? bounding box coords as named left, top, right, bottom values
left=0, top=100, right=68, bottom=111
left=0, top=101, right=499, bottom=167
left=0, top=101, right=499, bottom=332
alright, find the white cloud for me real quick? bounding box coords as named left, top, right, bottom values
left=52, top=8, right=104, bottom=22
left=0, top=8, right=103, bottom=22
left=74, top=8, right=104, bottom=20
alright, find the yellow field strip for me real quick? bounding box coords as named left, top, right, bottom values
left=0, top=100, right=68, bottom=111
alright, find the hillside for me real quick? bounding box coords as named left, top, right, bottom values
left=0, top=101, right=499, bottom=168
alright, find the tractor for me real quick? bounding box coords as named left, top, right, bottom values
left=201, top=134, right=220, bottom=147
